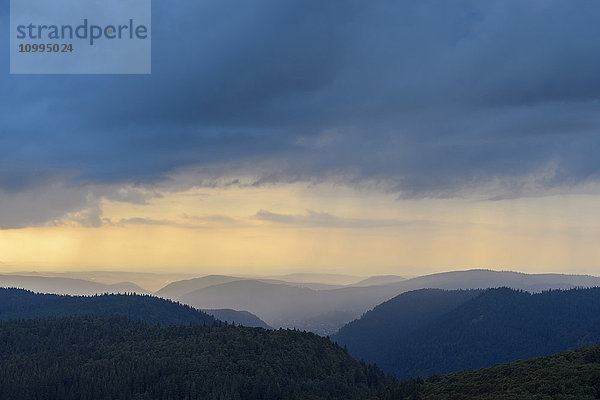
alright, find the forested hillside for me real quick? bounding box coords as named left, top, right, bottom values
left=384, top=344, right=600, bottom=399
left=0, top=316, right=394, bottom=400
left=0, top=288, right=215, bottom=326
left=333, top=289, right=482, bottom=362
left=335, top=287, right=600, bottom=378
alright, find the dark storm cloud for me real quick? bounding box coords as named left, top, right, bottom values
left=2, top=0, right=600, bottom=206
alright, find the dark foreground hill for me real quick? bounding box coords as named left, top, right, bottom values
left=0, top=287, right=215, bottom=326
left=334, top=287, right=600, bottom=378
left=0, top=316, right=394, bottom=400
left=385, top=344, right=600, bottom=399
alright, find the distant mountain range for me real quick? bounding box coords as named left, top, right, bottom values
left=155, top=274, right=343, bottom=300
left=0, top=274, right=148, bottom=295
left=160, top=269, right=600, bottom=334
left=386, top=269, right=600, bottom=292
left=155, top=275, right=248, bottom=299
left=5, top=270, right=200, bottom=292
left=334, top=286, right=600, bottom=378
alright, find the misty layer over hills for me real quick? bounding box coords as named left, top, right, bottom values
left=349, top=275, right=406, bottom=287
left=4, top=269, right=600, bottom=335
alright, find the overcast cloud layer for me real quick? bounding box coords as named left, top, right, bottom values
left=2, top=0, right=600, bottom=227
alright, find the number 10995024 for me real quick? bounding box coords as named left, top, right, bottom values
left=19, top=43, right=73, bottom=53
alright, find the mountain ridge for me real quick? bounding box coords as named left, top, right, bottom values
left=0, top=287, right=214, bottom=326
left=335, top=286, right=600, bottom=378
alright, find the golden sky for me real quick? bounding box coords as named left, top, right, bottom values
left=2, top=181, right=599, bottom=277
